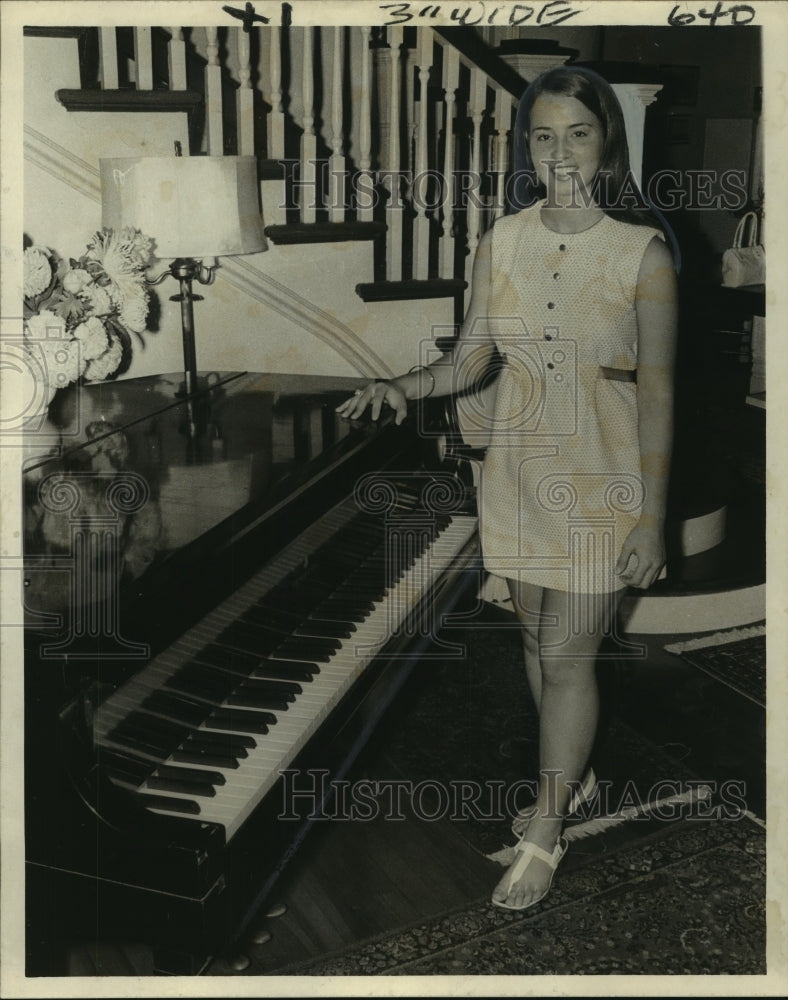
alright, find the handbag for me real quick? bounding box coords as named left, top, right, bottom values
left=721, top=211, right=764, bottom=287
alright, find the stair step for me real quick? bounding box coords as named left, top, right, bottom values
left=263, top=222, right=385, bottom=245
left=356, top=279, right=467, bottom=302
left=55, top=89, right=202, bottom=114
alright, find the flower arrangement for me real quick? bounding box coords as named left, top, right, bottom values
left=23, top=228, right=154, bottom=399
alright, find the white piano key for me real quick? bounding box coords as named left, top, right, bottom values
left=97, top=511, right=477, bottom=838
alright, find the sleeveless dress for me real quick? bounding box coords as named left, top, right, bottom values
left=478, top=200, right=662, bottom=594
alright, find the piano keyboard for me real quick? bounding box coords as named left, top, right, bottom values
left=95, top=494, right=477, bottom=841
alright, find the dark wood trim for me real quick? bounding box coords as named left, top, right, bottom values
left=55, top=89, right=203, bottom=114
left=24, top=27, right=90, bottom=38
left=355, top=278, right=467, bottom=302
left=264, top=222, right=386, bottom=245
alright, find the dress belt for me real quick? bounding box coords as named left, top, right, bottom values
left=599, top=366, right=637, bottom=383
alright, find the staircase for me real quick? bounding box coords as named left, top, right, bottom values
left=24, top=23, right=526, bottom=381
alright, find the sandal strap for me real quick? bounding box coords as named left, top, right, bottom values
left=506, top=836, right=567, bottom=893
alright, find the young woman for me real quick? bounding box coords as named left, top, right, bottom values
left=336, top=66, right=678, bottom=911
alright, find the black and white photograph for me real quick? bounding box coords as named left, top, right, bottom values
left=0, top=0, right=785, bottom=994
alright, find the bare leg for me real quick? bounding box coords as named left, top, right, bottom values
left=507, top=577, right=543, bottom=835
left=493, top=586, right=624, bottom=909
left=506, top=577, right=544, bottom=711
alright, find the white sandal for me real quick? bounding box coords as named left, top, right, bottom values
left=491, top=834, right=568, bottom=911
left=510, top=767, right=598, bottom=838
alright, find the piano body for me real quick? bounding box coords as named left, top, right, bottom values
left=23, top=371, right=480, bottom=975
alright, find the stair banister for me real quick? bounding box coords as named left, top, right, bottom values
left=357, top=26, right=374, bottom=224
left=412, top=30, right=434, bottom=279
left=329, top=26, right=346, bottom=223
left=134, top=27, right=154, bottom=90
left=300, top=26, right=318, bottom=223
left=237, top=29, right=255, bottom=155
left=99, top=28, right=119, bottom=89
left=266, top=26, right=286, bottom=161
left=384, top=26, right=404, bottom=279
left=439, top=43, right=460, bottom=280
left=167, top=27, right=187, bottom=91
left=205, top=27, right=224, bottom=154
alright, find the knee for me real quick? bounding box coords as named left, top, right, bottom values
left=540, top=654, right=597, bottom=688
left=521, top=625, right=539, bottom=657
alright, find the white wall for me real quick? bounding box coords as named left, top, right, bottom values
left=23, top=33, right=454, bottom=385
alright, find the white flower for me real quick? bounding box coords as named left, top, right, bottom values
left=24, top=246, right=53, bottom=298
left=62, top=268, right=92, bottom=294
left=119, top=293, right=149, bottom=333
left=80, top=281, right=113, bottom=317
left=37, top=337, right=87, bottom=390
left=84, top=336, right=122, bottom=382
left=73, top=316, right=109, bottom=361
left=24, top=309, right=67, bottom=343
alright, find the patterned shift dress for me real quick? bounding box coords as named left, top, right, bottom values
left=478, top=200, right=663, bottom=594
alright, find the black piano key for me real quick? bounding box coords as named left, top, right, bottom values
left=192, top=643, right=261, bottom=672
left=252, top=661, right=317, bottom=682
left=141, top=690, right=209, bottom=727
left=137, top=793, right=201, bottom=815
left=242, top=605, right=355, bottom=639
left=145, top=775, right=217, bottom=797
left=172, top=747, right=240, bottom=769
left=312, top=599, right=374, bottom=620
left=217, top=622, right=282, bottom=655
left=222, top=622, right=342, bottom=657
left=241, top=678, right=301, bottom=698
left=106, top=730, right=169, bottom=759
left=186, top=730, right=256, bottom=751
left=167, top=664, right=235, bottom=700
left=274, top=639, right=334, bottom=663
left=206, top=709, right=274, bottom=734
left=155, top=763, right=226, bottom=786
left=117, top=712, right=193, bottom=745
left=224, top=691, right=291, bottom=711
left=100, top=748, right=155, bottom=785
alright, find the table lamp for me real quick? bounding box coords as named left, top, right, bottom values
left=99, top=149, right=267, bottom=398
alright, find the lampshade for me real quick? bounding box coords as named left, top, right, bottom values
left=99, top=155, right=267, bottom=259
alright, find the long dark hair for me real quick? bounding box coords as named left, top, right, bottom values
left=509, top=66, right=678, bottom=265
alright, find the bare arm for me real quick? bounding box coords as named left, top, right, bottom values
left=336, top=227, right=497, bottom=424
left=616, top=236, right=678, bottom=589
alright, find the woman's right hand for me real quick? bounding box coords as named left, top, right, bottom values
left=335, top=380, right=408, bottom=425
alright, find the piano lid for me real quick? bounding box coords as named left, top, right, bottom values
left=22, top=372, right=386, bottom=624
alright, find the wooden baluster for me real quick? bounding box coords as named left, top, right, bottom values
left=133, top=27, right=153, bottom=90
left=404, top=45, right=415, bottom=175
left=357, top=26, right=374, bottom=223
left=237, top=27, right=254, bottom=155
left=300, top=26, right=318, bottom=223
left=492, top=86, right=512, bottom=220
left=98, top=28, right=119, bottom=89
left=465, top=67, right=487, bottom=307
left=439, top=44, right=460, bottom=280
left=205, top=27, right=224, bottom=154
left=329, top=27, right=346, bottom=222
left=266, top=26, right=286, bottom=160
left=167, top=27, right=187, bottom=91
left=412, top=30, right=433, bottom=280
left=384, top=26, right=403, bottom=279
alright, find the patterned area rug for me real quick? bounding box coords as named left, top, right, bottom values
left=665, top=623, right=766, bottom=708
left=368, top=607, right=715, bottom=859
left=271, top=817, right=765, bottom=976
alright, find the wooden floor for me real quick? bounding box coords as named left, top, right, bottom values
left=205, top=629, right=765, bottom=976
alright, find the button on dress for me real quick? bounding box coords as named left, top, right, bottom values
left=479, top=200, right=663, bottom=594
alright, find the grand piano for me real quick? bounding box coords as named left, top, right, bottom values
left=22, top=371, right=481, bottom=975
